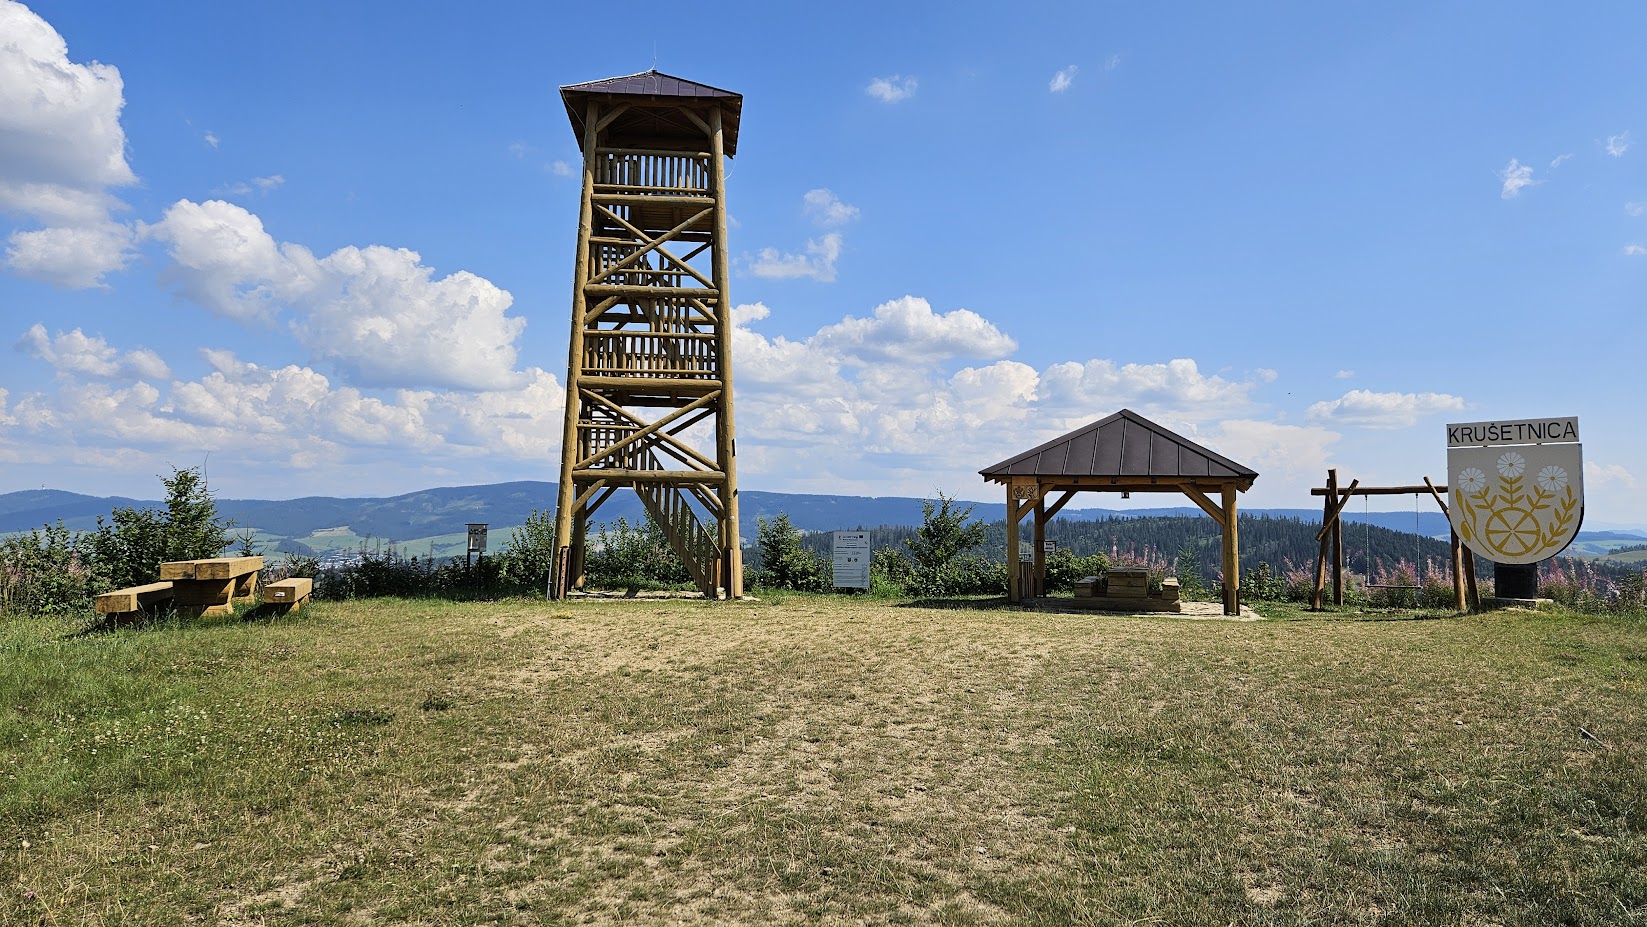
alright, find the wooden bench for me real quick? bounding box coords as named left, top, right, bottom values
left=160, top=556, right=263, bottom=616
left=95, top=581, right=175, bottom=615
left=264, top=577, right=313, bottom=611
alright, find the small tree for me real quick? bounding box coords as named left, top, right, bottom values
left=752, top=513, right=827, bottom=591
left=902, top=491, right=988, bottom=596
left=160, top=466, right=228, bottom=562
left=87, top=466, right=227, bottom=591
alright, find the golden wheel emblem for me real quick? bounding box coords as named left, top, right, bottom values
left=1481, top=505, right=1542, bottom=558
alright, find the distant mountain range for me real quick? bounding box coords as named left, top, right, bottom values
left=4, top=482, right=1643, bottom=556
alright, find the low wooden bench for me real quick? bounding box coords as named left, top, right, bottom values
left=95, top=581, right=175, bottom=615
left=160, top=556, right=263, bottom=616
left=264, top=577, right=313, bottom=611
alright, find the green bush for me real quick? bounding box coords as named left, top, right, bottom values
left=497, top=509, right=556, bottom=594
left=0, top=522, right=97, bottom=616
left=584, top=517, right=690, bottom=591
left=1044, top=549, right=1110, bottom=593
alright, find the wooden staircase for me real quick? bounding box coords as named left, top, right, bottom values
left=632, top=449, right=722, bottom=596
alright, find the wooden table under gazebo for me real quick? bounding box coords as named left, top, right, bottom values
left=980, top=409, right=1259, bottom=615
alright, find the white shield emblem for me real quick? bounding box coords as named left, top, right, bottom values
left=1447, top=442, right=1584, bottom=564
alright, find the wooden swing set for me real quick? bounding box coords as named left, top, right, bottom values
left=1310, top=467, right=1480, bottom=611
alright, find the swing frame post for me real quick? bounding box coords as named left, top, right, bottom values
left=1311, top=473, right=1471, bottom=613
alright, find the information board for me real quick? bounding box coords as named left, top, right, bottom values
left=832, top=532, right=870, bottom=589
left=466, top=523, right=489, bottom=554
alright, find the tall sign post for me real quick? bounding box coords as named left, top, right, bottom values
left=1446, top=417, right=1583, bottom=600
left=467, top=523, right=488, bottom=597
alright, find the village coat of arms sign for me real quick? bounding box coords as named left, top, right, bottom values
left=1446, top=417, right=1583, bottom=565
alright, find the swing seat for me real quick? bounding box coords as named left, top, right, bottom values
left=1364, top=583, right=1420, bottom=589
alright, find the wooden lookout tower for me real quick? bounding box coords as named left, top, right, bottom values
left=550, top=71, right=744, bottom=600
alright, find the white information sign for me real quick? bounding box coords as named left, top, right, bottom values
left=832, top=532, right=871, bottom=589
left=1446, top=416, right=1583, bottom=565
left=466, top=523, right=489, bottom=554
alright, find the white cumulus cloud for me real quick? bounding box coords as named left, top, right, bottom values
left=1305, top=389, right=1465, bottom=429
left=745, top=232, right=843, bottom=282
left=17, top=323, right=170, bottom=379
left=1049, top=65, right=1078, bottom=93
left=866, top=75, right=917, bottom=103
left=812, top=295, right=1016, bottom=364
left=0, top=0, right=137, bottom=286
left=147, top=199, right=526, bottom=390
left=723, top=297, right=1273, bottom=497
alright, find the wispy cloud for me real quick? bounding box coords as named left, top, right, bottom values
left=1498, top=158, right=1536, bottom=199
left=548, top=160, right=573, bottom=177
left=211, top=175, right=284, bottom=197
left=802, top=189, right=859, bottom=227
left=507, top=141, right=529, bottom=159
left=1334, top=369, right=1355, bottom=379
left=1049, top=65, right=1078, bottom=93
left=866, top=75, right=917, bottom=104
left=1587, top=461, right=1637, bottom=490
left=1104, top=53, right=1122, bottom=72
left=1606, top=131, right=1631, bottom=157
left=1625, top=244, right=1646, bottom=256
left=1549, top=153, right=1572, bottom=168
left=203, top=130, right=219, bottom=149
left=1628, top=202, right=1646, bottom=217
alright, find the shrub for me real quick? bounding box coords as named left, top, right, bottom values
left=1044, top=549, right=1110, bottom=593
left=497, top=509, right=557, bottom=594
left=0, top=522, right=97, bottom=616
left=584, top=517, right=690, bottom=591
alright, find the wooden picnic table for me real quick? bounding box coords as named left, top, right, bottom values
left=158, top=556, right=263, bottom=616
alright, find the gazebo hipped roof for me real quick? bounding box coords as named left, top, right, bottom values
left=980, top=409, right=1257, bottom=490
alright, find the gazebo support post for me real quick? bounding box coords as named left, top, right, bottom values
left=1004, top=484, right=1034, bottom=603
left=1032, top=496, right=1047, bottom=597
left=1222, top=484, right=1240, bottom=616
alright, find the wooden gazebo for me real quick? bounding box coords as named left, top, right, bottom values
left=980, top=409, right=1259, bottom=615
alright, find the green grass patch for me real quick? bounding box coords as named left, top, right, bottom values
left=2, top=599, right=1644, bottom=924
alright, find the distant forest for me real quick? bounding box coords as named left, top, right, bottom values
left=790, top=512, right=1470, bottom=586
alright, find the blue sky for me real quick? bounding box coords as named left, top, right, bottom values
left=2, top=1, right=1644, bottom=524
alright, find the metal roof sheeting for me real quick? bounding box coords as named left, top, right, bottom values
left=980, top=409, right=1258, bottom=483
left=560, top=70, right=742, bottom=155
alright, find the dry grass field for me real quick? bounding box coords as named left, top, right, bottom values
left=3, top=595, right=1645, bottom=925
